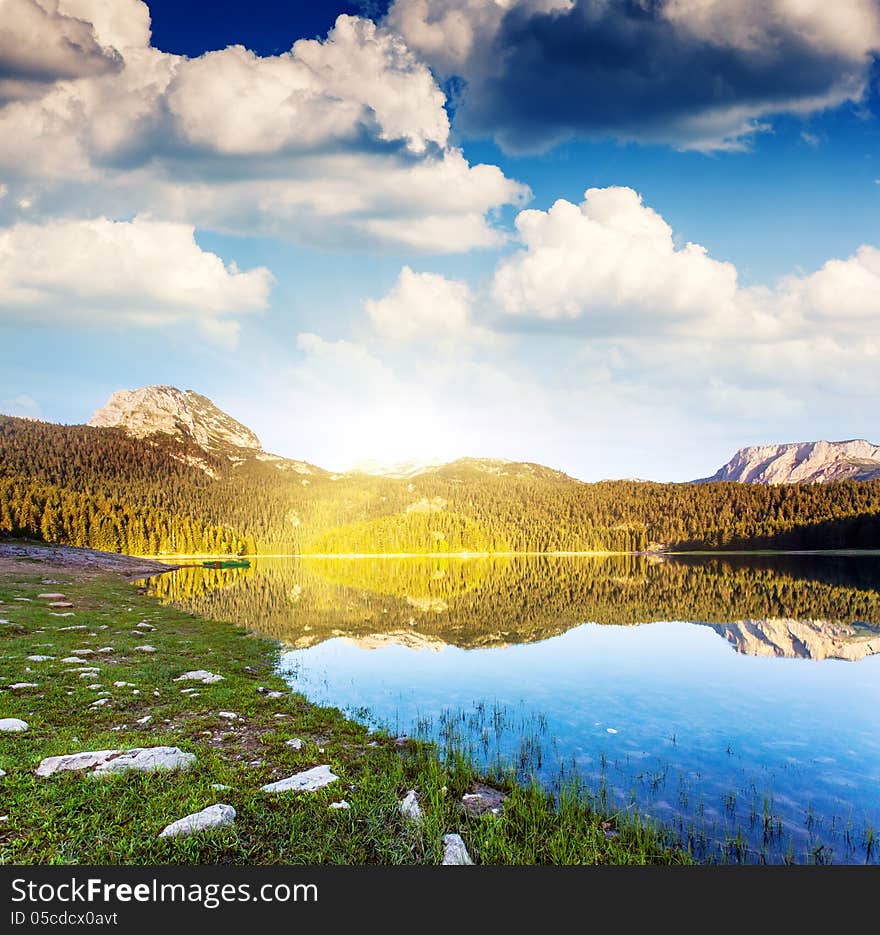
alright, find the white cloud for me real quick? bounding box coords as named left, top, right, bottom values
left=493, top=187, right=742, bottom=331
left=0, top=217, right=272, bottom=347
left=0, top=0, right=123, bottom=102
left=366, top=266, right=495, bottom=350
left=0, top=9, right=525, bottom=251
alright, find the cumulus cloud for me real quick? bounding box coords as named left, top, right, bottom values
left=0, top=0, right=125, bottom=101
left=365, top=265, right=495, bottom=349
left=0, top=217, right=272, bottom=346
left=493, top=185, right=880, bottom=345
left=493, top=186, right=744, bottom=332
left=386, top=0, right=880, bottom=152
left=0, top=9, right=526, bottom=251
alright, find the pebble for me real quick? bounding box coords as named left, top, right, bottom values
left=159, top=804, right=235, bottom=838
left=400, top=790, right=423, bottom=823
left=38, top=593, right=66, bottom=600
left=9, top=682, right=39, bottom=689
left=174, top=670, right=224, bottom=685
left=134, top=645, right=157, bottom=653
left=218, top=711, right=238, bottom=720
left=0, top=718, right=29, bottom=732
left=329, top=800, right=350, bottom=810
left=441, top=834, right=474, bottom=866
left=285, top=738, right=304, bottom=750
left=260, top=765, right=339, bottom=793
left=26, top=655, right=53, bottom=662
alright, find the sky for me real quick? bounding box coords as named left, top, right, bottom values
left=0, top=0, right=879, bottom=482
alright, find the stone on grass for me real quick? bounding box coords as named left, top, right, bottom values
left=212, top=783, right=231, bottom=791
left=9, top=682, right=38, bottom=689
left=135, top=716, right=152, bottom=725
left=267, top=691, right=285, bottom=699
left=36, top=746, right=195, bottom=778
left=52, top=613, right=77, bottom=619
left=260, top=765, right=339, bottom=793
left=96, top=647, right=114, bottom=653
left=70, top=649, right=94, bottom=656
left=174, top=670, right=224, bottom=685
left=461, top=784, right=508, bottom=817
left=133, top=645, right=157, bottom=653
left=441, top=834, right=474, bottom=866
left=38, top=593, right=66, bottom=600
left=49, top=602, right=73, bottom=608
left=114, top=681, right=136, bottom=688
left=159, top=804, right=235, bottom=839
left=27, top=655, right=53, bottom=662
left=0, top=768, right=6, bottom=778
left=218, top=711, right=238, bottom=720
left=285, top=738, right=304, bottom=750
left=61, top=657, right=88, bottom=664
left=90, top=698, right=110, bottom=708
left=0, top=718, right=28, bottom=732
left=400, top=789, right=423, bottom=823
left=329, top=800, right=350, bottom=810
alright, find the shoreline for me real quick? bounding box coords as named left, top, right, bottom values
left=0, top=543, right=688, bottom=866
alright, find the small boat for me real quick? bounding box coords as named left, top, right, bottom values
left=202, top=559, right=251, bottom=569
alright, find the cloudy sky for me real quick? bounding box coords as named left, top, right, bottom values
left=1, top=0, right=878, bottom=480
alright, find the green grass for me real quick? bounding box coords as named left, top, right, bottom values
left=0, top=563, right=689, bottom=865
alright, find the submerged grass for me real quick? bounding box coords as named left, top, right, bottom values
left=0, top=561, right=688, bottom=865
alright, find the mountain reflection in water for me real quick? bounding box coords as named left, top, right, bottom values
left=144, top=553, right=880, bottom=660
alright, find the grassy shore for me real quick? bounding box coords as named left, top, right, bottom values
left=0, top=556, right=689, bottom=865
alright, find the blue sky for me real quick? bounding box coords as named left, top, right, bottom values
left=1, top=1, right=879, bottom=480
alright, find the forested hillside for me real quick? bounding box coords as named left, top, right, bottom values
left=2, top=415, right=879, bottom=555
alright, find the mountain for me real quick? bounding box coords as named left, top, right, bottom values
left=699, top=439, right=880, bottom=485
left=89, top=386, right=261, bottom=455
left=3, top=385, right=880, bottom=556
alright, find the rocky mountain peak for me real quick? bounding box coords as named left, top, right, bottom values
left=699, top=439, right=880, bottom=484
left=88, top=385, right=261, bottom=454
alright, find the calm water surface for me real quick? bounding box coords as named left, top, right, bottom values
left=146, top=553, right=880, bottom=863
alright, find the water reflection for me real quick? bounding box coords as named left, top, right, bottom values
left=144, top=553, right=880, bottom=660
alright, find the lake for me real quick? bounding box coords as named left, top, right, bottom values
left=145, top=552, right=880, bottom=864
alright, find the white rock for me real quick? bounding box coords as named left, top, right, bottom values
left=87, top=684, right=103, bottom=690
left=218, top=711, right=238, bottom=720
left=0, top=768, right=6, bottom=778
left=36, top=746, right=195, bottom=778
left=96, top=647, right=114, bottom=653
left=267, top=691, right=285, bottom=699
left=70, top=649, right=94, bottom=656
left=400, top=789, right=423, bottom=823
left=329, top=800, right=350, bottom=810
left=442, top=833, right=474, bottom=865
left=174, top=670, right=224, bottom=685
left=26, top=655, right=53, bottom=662
left=135, top=716, right=152, bottom=725
left=133, top=645, right=157, bottom=653
left=9, top=682, right=38, bottom=689
left=114, top=681, right=136, bottom=688
left=260, top=765, right=339, bottom=793
left=159, top=804, right=235, bottom=838
left=211, top=783, right=231, bottom=791
left=285, top=738, right=304, bottom=750
left=38, top=593, right=66, bottom=599
left=89, top=698, right=110, bottom=707
left=0, top=718, right=28, bottom=732
left=49, top=602, right=73, bottom=608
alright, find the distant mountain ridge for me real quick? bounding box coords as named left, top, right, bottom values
left=699, top=439, right=880, bottom=485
